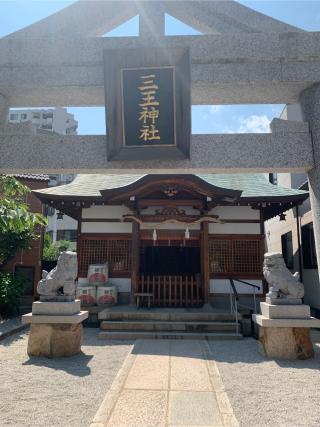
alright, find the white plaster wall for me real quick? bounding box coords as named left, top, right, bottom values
left=108, top=278, right=131, bottom=293
left=209, top=223, right=260, bottom=234
left=303, top=270, right=320, bottom=309
left=82, top=205, right=131, bottom=219
left=210, top=206, right=260, bottom=220
left=56, top=215, right=77, bottom=230
left=210, top=279, right=263, bottom=294
left=81, top=222, right=132, bottom=233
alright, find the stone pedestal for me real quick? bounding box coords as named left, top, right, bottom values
left=27, top=323, right=83, bottom=358
left=253, top=302, right=320, bottom=360
left=22, top=301, right=88, bottom=358
left=258, top=326, right=314, bottom=360
left=32, top=300, right=81, bottom=316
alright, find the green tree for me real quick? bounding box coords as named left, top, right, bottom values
left=0, top=176, right=47, bottom=265
left=42, top=234, right=76, bottom=261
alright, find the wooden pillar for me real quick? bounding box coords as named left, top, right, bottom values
left=201, top=221, right=210, bottom=304
left=76, top=211, right=82, bottom=278
left=131, top=221, right=140, bottom=305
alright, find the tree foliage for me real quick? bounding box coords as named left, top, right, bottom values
left=0, top=176, right=47, bottom=265
left=0, top=272, right=26, bottom=318
left=42, top=233, right=75, bottom=261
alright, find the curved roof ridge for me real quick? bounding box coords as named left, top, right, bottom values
left=33, top=173, right=308, bottom=202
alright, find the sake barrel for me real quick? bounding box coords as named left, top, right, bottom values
left=88, top=263, right=108, bottom=286
left=96, top=285, right=118, bottom=306
left=76, top=286, right=96, bottom=306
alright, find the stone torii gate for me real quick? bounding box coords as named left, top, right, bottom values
left=0, top=0, right=320, bottom=281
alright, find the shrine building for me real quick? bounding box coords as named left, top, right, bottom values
left=34, top=173, right=307, bottom=308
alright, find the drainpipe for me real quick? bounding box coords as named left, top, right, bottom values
left=296, top=205, right=303, bottom=282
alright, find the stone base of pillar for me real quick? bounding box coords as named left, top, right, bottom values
left=27, top=323, right=83, bottom=358
left=258, top=326, right=314, bottom=360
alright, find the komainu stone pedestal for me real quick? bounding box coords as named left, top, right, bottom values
left=22, top=303, right=88, bottom=358
left=27, top=323, right=83, bottom=358
left=258, top=326, right=314, bottom=360
left=253, top=304, right=320, bottom=360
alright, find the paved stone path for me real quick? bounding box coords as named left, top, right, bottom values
left=91, top=339, right=239, bottom=427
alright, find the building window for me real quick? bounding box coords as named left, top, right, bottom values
left=302, top=223, right=318, bottom=269
left=9, top=113, right=19, bottom=120
left=20, top=113, right=27, bottom=120
left=42, top=112, right=53, bottom=119
left=33, top=112, right=40, bottom=119
left=269, top=173, right=278, bottom=185
left=45, top=206, right=55, bottom=216
left=57, top=229, right=78, bottom=242
left=41, top=123, right=53, bottom=130
left=281, top=231, right=294, bottom=269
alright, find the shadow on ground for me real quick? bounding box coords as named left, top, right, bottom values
left=23, top=353, right=94, bottom=376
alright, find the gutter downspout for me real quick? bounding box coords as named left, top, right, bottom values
left=296, top=205, right=303, bottom=282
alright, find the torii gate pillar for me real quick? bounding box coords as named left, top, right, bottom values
left=300, top=83, right=320, bottom=281
left=0, top=93, right=9, bottom=127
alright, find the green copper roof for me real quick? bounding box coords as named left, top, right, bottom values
left=196, top=174, right=307, bottom=199
left=34, top=173, right=307, bottom=201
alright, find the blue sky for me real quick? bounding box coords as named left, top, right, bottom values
left=1, top=1, right=320, bottom=135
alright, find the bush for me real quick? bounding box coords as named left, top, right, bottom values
left=0, top=272, right=26, bottom=319
left=42, top=235, right=76, bottom=261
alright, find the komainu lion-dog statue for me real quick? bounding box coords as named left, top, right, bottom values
left=37, top=251, right=77, bottom=297
left=263, top=252, right=304, bottom=301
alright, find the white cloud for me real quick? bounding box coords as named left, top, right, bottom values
left=238, top=115, right=271, bottom=133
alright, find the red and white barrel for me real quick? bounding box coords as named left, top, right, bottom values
left=76, top=286, right=96, bottom=306
left=96, top=285, right=118, bottom=306
left=88, top=263, right=108, bottom=286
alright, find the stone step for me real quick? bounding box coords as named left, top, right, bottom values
left=100, top=320, right=238, bottom=332
left=98, top=330, right=243, bottom=340
left=98, top=310, right=239, bottom=322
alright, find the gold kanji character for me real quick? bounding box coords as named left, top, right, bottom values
left=139, top=107, right=159, bottom=124
left=139, top=91, right=159, bottom=107
left=138, top=84, right=159, bottom=92
left=139, top=124, right=160, bottom=142
left=141, top=74, right=155, bottom=80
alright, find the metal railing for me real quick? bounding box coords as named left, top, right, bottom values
left=228, top=279, right=239, bottom=334
left=228, top=278, right=260, bottom=315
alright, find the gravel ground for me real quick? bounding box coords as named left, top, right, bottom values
left=0, top=328, right=133, bottom=427
left=209, top=333, right=320, bottom=427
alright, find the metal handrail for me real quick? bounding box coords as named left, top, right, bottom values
left=228, top=280, right=239, bottom=334
left=232, top=278, right=260, bottom=290
left=229, top=279, right=239, bottom=300
left=228, top=278, right=259, bottom=314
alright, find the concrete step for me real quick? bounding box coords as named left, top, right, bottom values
left=100, top=320, right=238, bottom=332
left=98, top=311, right=239, bottom=322
left=98, top=330, right=243, bottom=340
